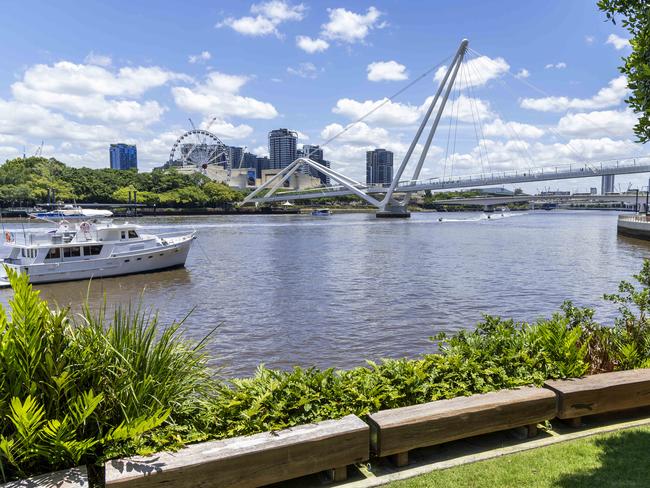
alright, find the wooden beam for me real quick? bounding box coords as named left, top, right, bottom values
left=367, top=387, right=557, bottom=458
left=544, top=369, right=650, bottom=420
left=105, top=415, right=368, bottom=488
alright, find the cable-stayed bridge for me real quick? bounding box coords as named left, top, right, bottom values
left=244, top=157, right=650, bottom=204
left=242, top=39, right=650, bottom=217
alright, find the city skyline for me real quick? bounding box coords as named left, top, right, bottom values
left=0, top=1, right=647, bottom=192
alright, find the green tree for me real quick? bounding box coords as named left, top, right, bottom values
left=598, top=0, right=650, bottom=142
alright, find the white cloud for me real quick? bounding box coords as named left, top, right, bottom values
left=557, top=109, right=638, bottom=138
left=437, top=94, right=493, bottom=122
left=202, top=71, right=249, bottom=93
left=445, top=137, right=644, bottom=173
left=171, top=71, right=278, bottom=119
left=321, top=6, right=383, bottom=44
left=545, top=62, right=567, bottom=69
left=189, top=51, right=211, bottom=64
left=218, top=1, right=305, bottom=37
left=0, top=99, right=119, bottom=143
left=287, top=62, right=318, bottom=79
left=434, top=55, right=509, bottom=88
left=332, top=97, right=421, bottom=126
left=252, top=145, right=268, bottom=157
left=606, top=33, right=630, bottom=50
left=14, top=61, right=189, bottom=98
left=484, top=118, right=545, bottom=139
left=515, top=68, right=530, bottom=79
left=9, top=61, right=187, bottom=126
left=12, top=84, right=166, bottom=125
left=332, top=93, right=492, bottom=126
left=295, top=35, right=329, bottom=53
left=84, top=51, right=111, bottom=67
left=521, top=76, right=630, bottom=112
left=585, top=35, right=595, bottom=45
left=320, top=122, right=389, bottom=145
left=251, top=0, right=305, bottom=21
left=367, top=60, right=408, bottom=82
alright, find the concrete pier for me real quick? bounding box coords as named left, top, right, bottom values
left=617, top=214, right=650, bottom=240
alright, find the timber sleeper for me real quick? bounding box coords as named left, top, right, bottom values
left=544, top=368, right=650, bottom=426
left=367, top=386, right=557, bottom=467
left=105, top=414, right=368, bottom=488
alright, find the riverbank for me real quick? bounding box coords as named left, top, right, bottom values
left=2, top=258, right=650, bottom=483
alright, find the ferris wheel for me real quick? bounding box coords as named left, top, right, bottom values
left=167, top=120, right=230, bottom=171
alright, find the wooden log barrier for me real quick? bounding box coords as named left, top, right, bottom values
left=105, top=414, right=369, bottom=487
left=0, top=467, right=88, bottom=488
left=544, top=368, right=650, bottom=426
left=367, top=387, right=557, bottom=467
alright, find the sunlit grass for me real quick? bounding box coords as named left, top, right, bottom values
left=390, top=426, right=650, bottom=488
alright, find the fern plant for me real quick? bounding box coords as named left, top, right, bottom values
left=0, top=268, right=211, bottom=482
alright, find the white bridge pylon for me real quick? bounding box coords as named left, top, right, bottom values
left=242, top=39, right=470, bottom=218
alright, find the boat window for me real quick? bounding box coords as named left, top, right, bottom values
left=121, top=231, right=126, bottom=239
left=83, top=245, right=103, bottom=256
left=46, top=248, right=61, bottom=260
left=63, top=247, right=81, bottom=258
left=128, top=230, right=138, bottom=239
left=21, top=249, right=26, bottom=257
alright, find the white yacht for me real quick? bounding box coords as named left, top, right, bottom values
left=0, top=220, right=195, bottom=286
left=29, top=204, right=113, bottom=220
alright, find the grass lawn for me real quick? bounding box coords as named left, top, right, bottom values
left=390, top=425, right=650, bottom=488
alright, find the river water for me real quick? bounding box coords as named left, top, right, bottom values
left=1, top=211, right=648, bottom=377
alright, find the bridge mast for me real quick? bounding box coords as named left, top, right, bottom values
left=378, top=38, right=469, bottom=217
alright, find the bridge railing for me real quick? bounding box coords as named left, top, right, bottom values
left=395, top=157, right=650, bottom=190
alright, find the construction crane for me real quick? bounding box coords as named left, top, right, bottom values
left=33, top=141, right=44, bottom=157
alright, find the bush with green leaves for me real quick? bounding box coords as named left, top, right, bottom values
left=0, top=269, right=217, bottom=482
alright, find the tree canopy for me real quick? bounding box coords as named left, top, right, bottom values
left=598, top=0, right=650, bottom=142
left=0, top=157, right=244, bottom=207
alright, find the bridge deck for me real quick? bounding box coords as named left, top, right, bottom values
left=249, top=160, right=650, bottom=203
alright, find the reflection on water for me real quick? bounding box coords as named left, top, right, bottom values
left=0, top=210, right=648, bottom=377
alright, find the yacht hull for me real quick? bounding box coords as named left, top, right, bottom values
left=0, top=234, right=194, bottom=286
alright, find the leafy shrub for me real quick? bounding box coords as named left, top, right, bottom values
left=0, top=269, right=216, bottom=482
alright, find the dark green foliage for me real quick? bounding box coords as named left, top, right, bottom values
left=598, top=0, right=650, bottom=142
left=0, top=157, right=244, bottom=207
left=0, top=269, right=216, bottom=482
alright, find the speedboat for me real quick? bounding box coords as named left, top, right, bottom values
left=0, top=220, right=195, bottom=286
left=311, top=209, right=331, bottom=216
left=29, top=204, right=113, bottom=220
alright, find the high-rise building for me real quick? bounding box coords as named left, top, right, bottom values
left=366, top=149, right=393, bottom=185
left=269, top=129, right=297, bottom=169
left=300, top=144, right=330, bottom=185
left=242, top=152, right=257, bottom=168
left=255, top=156, right=271, bottom=177
left=109, top=144, right=138, bottom=171
left=601, top=174, right=615, bottom=194
left=227, top=146, right=244, bottom=168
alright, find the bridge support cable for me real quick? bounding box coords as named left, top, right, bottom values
left=381, top=39, right=470, bottom=213
left=463, top=52, right=536, bottom=175
left=467, top=46, right=596, bottom=171
left=243, top=158, right=382, bottom=207
left=401, top=42, right=468, bottom=207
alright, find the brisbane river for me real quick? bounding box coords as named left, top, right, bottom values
left=1, top=210, right=648, bottom=377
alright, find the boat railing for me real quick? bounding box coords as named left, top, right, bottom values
left=9, top=229, right=101, bottom=246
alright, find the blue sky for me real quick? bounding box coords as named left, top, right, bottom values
left=0, top=0, right=645, bottom=191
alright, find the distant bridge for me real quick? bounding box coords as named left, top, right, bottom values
left=432, top=193, right=649, bottom=207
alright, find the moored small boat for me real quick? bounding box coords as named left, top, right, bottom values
left=311, top=209, right=331, bottom=216
left=0, top=220, right=194, bottom=286
left=29, top=204, right=113, bottom=220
